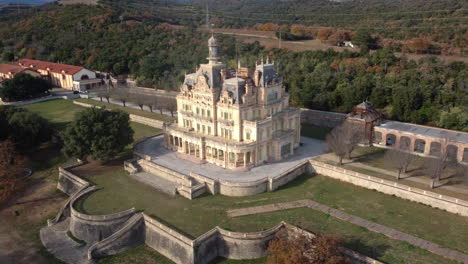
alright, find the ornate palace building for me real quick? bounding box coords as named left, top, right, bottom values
left=165, top=35, right=301, bottom=170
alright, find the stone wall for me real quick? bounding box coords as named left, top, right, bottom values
left=310, top=160, right=468, bottom=217
left=144, top=215, right=195, bottom=264
left=57, top=166, right=90, bottom=195
left=69, top=187, right=137, bottom=244
left=136, top=158, right=311, bottom=198
left=269, top=160, right=310, bottom=191
left=300, top=108, right=346, bottom=128
left=72, top=100, right=165, bottom=129
left=88, top=213, right=145, bottom=259
left=218, top=178, right=268, bottom=197
left=137, top=159, right=194, bottom=187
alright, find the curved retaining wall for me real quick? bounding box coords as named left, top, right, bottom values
left=69, top=187, right=136, bottom=244
left=310, top=160, right=468, bottom=217
left=218, top=178, right=268, bottom=197
left=57, top=166, right=90, bottom=195
left=88, top=213, right=145, bottom=259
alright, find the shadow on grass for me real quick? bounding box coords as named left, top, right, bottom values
left=275, top=173, right=314, bottom=191
left=347, top=238, right=389, bottom=260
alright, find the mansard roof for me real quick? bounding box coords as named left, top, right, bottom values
left=223, top=77, right=245, bottom=104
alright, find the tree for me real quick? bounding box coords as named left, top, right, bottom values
left=0, top=106, right=52, bottom=148
left=96, top=84, right=111, bottom=103
left=111, top=85, right=130, bottom=107
left=352, top=29, right=377, bottom=51
left=0, top=140, right=26, bottom=203
left=2, top=51, right=14, bottom=62
left=164, top=98, right=177, bottom=117
left=384, top=141, right=416, bottom=180
left=267, top=231, right=351, bottom=264
left=423, top=138, right=454, bottom=188
left=0, top=73, right=52, bottom=102
left=62, top=107, right=134, bottom=162
left=326, top=122, right=363, bottom=165
left=131, top=92, right=146, bottom=111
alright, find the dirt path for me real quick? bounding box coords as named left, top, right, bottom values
left=0, top=179, right=66, bottom=264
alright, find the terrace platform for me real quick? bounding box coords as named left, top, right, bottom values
left=135, top=135, right=326, bottom=183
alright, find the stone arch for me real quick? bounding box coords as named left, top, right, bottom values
left=430, top=142, right=442, bottom=156
left=414, top=139, right=426, bottom=153
left=447, top=145, right=458, bottom=161
left=400, top=136, right=411, bottom=150
left=81, top=75, right=89, bottom=80
left=373, top=131, right=382, bottom=144
left=386, top=134, right=396, bottom=146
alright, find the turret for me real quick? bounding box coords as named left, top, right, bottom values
left=207, top=34, right=221, bottom=64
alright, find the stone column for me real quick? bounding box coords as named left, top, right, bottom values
left=243, top=152, right=247, bottom=167
left=381, top=133, right=387, bottom=145
left=409, top=137, right=415, bottom=152
left=457, top=146, right=465, bottom=162
left=424, top=140, right=431, bottom=155
left=394, top=135, right=401, bottom=149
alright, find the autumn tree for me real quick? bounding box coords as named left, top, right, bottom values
left=267, top=231, right=351, bottom=264
left=407, top=37, right=431, bottom=54
left=384, top=140, right=416, bottom=180
left=326, top=122, right=363, bottom=165
left=317, top=28, right=335, bottom=41
left=0, top=140, right=26, bottom=203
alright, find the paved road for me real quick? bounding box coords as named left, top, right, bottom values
left=227, top=200, right=468, bottom=264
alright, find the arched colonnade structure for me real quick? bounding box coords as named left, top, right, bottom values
left=373, top=121, right=468, bottom=163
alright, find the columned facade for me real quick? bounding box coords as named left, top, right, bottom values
left=164, top=35, right=301, bottom=171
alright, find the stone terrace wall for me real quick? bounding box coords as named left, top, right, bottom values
left=144, top=215, right=195, bottom=264
left=57, top=166, right=90, bottom=195
left=137, top=159, right=194, bottom=187
left=72, top=100, right=165, bottom=129
left=88, top=213, right=145, bottom=259
left=310, top=160, right=468, bottom=217
left=135, top=157, right=310, bottom=198
left=300, top=108, right=346, bottom=128
left=269, top=160, right=310, bottom=191
left=69, top=187, right=137, bottom=244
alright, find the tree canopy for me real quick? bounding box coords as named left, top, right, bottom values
left=0, top=73, right=52, bottom=102
left=0, top=106, right=52, bottom=149
left=62, top=107, right=134, bottom=161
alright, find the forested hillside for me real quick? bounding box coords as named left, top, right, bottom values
left=0, top=2, right=466, bottom=131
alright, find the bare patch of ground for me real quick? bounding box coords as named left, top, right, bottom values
left=0, top=179, right=66, bottom=264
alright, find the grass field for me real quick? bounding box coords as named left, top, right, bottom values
left=300, top=123, right=332, bottom=140
left=72, top=167, right=467, bottom=264
left=23, top=99, right=161, bottom=141
left=20, top=99, right=468, bottom=264
left=75, top=98, right=175, bottom=121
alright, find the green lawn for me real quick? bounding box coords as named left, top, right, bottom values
left=75, top=98, right=175, bottom=121
left=23, top=99, right=161, bottom=141
left=74, top=168, right=467, bottom=264
left=300, top=123, right=332, bottom=140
